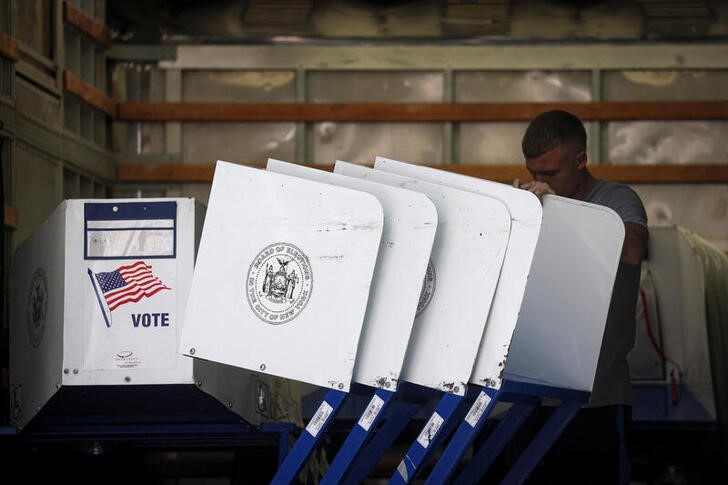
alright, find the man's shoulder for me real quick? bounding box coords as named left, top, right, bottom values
left=587, top=179, right=641, bottom=203
left=586, top=178, right=647, bottom=226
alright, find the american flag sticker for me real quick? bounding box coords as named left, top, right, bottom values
left=88, top=261, right=171, bottom=327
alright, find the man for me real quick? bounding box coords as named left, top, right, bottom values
left=514, top=110, right=648, bottom=484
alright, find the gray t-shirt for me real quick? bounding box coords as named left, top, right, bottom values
left=582, top=179, right=647, bottom=407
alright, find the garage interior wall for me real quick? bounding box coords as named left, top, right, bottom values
left=1, top=0, right=727, bottom=425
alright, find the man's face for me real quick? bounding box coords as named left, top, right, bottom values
left=525, top=143, right=587, bottom=198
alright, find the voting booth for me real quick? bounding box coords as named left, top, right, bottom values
left=10, top=197, right=297, bottom=432
left=179, top=160, right=385, bottom=483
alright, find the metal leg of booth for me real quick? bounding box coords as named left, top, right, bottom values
left=342, top=399, right=423, bottom=484
left=320, top=388, right=395, bottom=484
left=500, top=398, right=583, bottom=485
left=451, top=400, right=538, bottom=485
left=389, top=392, right=466, bottom=484
left=424, top=386, right=501, bottom=484
left=271, top=389, right=347, bottom=485
left=261, top=422, right=298, bottom=467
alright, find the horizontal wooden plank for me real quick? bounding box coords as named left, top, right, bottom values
left=63, top=70, right=115, bottom=117
left=63, top=1, right=112, bottom=48
left=117, top=163, right=728, bottom=185
left=4, top=204, right=18, bottom=230
left=0, top=33, right=19, bottom=62
left=117, top=101, right=728, bottom=122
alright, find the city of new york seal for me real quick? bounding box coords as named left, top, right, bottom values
left=247, top=243, right=313, bottom=325
left=26, top=268, right=48, bottom=348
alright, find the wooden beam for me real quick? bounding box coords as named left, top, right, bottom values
left=4, top=204, right=18, bottom=230
left=117, top=163, right=728, bottom=185
left=0, top=33, right=19, bottom=62
left=63, top=70, right=115, bottom=117
left=63, top=1, right=112, bottom=48
left=117, top=101, right=728, bottom=122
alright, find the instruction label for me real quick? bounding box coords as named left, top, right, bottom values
left=465, top=391, right=492, bottom=428
left=417, top=412, right=444, bottom=448
left=358, top=394, right=385, bottom=431
left=306, top=401, right=334, bottom=438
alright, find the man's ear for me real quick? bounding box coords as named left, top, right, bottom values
left=575, top=150, right=587, bottom=169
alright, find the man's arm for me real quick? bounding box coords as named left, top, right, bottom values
left=621, top=222, right=648, bottom=266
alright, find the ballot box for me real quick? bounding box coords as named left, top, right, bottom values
left=10, top=198, right=297, bottom=431
left=179, top=161, right=384, bottom=393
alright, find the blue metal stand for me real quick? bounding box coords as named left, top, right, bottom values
left=390, top=392, right=466, bottom=484
left=271, top=389, right=347, bottom=485
left=501, top=399, right=582, bottom=485
left=343, top=398, right=423, bottom=484
left=437, top=380, right=590, bottom=485
left=425, top=386, right=501, bottom=484
left=452, top=401, right=537, bottom=485
left=320, top=388, right=395, bottom=484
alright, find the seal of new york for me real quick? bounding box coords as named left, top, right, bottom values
left=247, top=243, right=313, bottom=325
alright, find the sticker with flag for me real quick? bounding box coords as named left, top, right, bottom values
left=88, top=261, right=171, bottom=327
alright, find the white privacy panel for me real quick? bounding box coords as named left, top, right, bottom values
left=180, top=161, right=383, bottom=392
left=374, top=157, right=542, bottom=389
left=504, top=195, right=624, bottom=392
left=266, top=159, right=437, bottom=391
left=335, top=161, right=511, bottom=395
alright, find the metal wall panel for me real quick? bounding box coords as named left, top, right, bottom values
left=308, top=71, right=443, bottom=102
left=455, top=70, right=591, bottom=102
left=182, top=122, right=296, bottom=164
left=311, top=122, right=443, bottom=165
left=607, top=121, right=728, bottom=164
left=13, top=146, right=62, bottom=249
left=16, top=79, right=61, bottom=129
left=456, top=71, right=591, bottom=164
left=126, top=122, right=166, bottom=155
left=603, top=70, right=728, bottom=101
left=182, top=70, right=296, bottom=102
left=458, top=122, right=527, bottom=165
left=14, top=0, right=53, bottom=59
left=632, top=184, right=728, bottom=252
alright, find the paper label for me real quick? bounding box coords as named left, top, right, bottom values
left=358, top=394, right=385, bottom=431
left=306, top=401, right=334, bottom=437
left=465, top=391, right=492, bottom=428
left=417, top=412, right=444, bottom=448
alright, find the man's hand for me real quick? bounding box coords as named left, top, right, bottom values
left=513, top=179, right=555, bottom=198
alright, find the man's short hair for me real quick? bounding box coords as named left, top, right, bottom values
left=521, top=110, right=587, bottom=158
